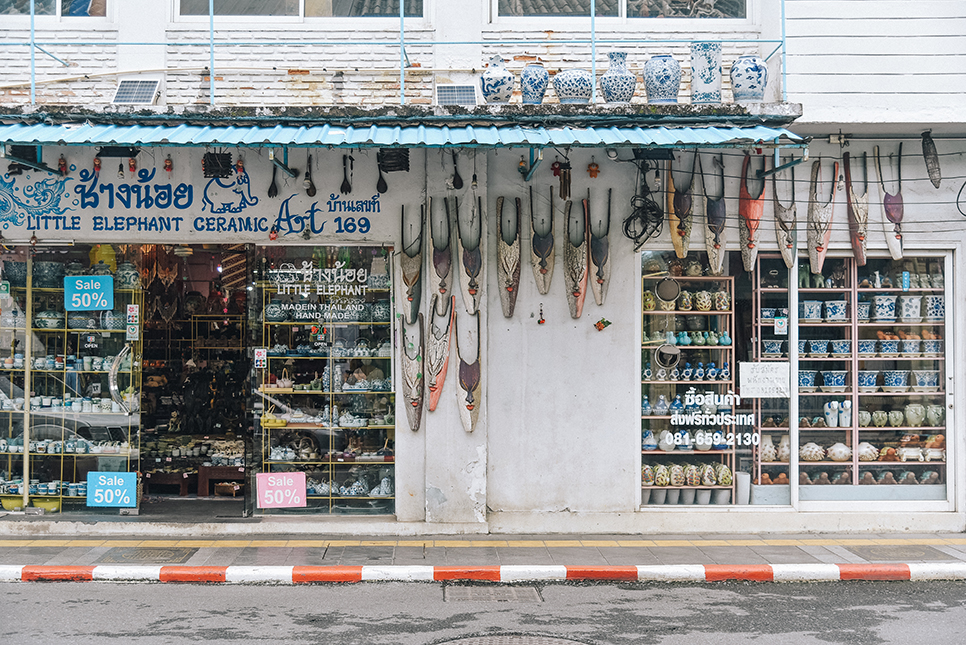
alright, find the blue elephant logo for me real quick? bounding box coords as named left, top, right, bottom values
left=202, top=170, right=258, bottom=214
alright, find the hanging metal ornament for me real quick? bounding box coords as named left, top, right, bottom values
left=496, top=195, right=522, bottom=318
left=807, top=158, right=839, bottom=275
left=738, top=153, right=765, bottom=273
left=700, top=153, right=727, bottom=275
left=530, top=185, right=555, bottom=295
left=844, top=151, right=869, bottom=267
left=771, top=155, right=798, bottom=270
left=874, top=143, right=904, bottom=260
left=589, top=187, right=611, bottom=306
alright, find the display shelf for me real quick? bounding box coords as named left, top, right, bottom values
left=643, top=310, right=731, bottom=316
left=643, top=485, right=734, bottom=490
left=641, top=449, right=734, bottom=455
left=641, top=380, right=734, bottom=385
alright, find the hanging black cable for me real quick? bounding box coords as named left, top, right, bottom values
left=622, top=159, right=664, bottom=250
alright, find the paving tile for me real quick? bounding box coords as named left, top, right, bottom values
left=69, top=546, right=113, bottom=565
left=547, top=547, right=610, bottom=565
left=647, top=547, right=715, bottom=566
left=283, top=547, right=329, bottom=566
left=186, top=547, right=244, bottom=566
left=599, top=547, right=663, bottom=566
left=338, top=546, right=394, bottom=565
left=442, top=547, right=501, bottom=566
left=40, top=547, right=100, bottom=566
left=389, top=546, right=426, bottom=564
left=697, top=546, right=769, bottom=565
left=824, top=544, right=869, bottom=564
left=497, top=548, right=554, bottom=565
left=930, top=545, right=966, bottom=561
left=748, top=545, right=822, bottom=564
left=229, top=547, right=294, bottom=566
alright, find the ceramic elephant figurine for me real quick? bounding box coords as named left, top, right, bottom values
left=811, top=272, right=826, bottom=288
left=798, top=264, right=826, bottom=288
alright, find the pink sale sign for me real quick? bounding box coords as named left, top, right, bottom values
left=256, top=472, right=307, bottom=508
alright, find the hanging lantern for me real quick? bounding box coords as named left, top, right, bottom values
left=163, top=155, right=173, bottom=173
left=117, top=162, right=125, bottom=179
left=58, top=155, right=68, bottom=176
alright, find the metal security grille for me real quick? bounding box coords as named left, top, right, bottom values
left=112, top=79, right=160, bottom=104
left=436, top=84, right=478, bottom=106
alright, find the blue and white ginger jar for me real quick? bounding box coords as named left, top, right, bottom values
left=599, top=51, right=636, bottom=104
left=730, top=55, right=768, bottom=102
left=643, top=54, right=682, bottom=104
left=552, top=68, right=594, bottom=104
left=480, top=55, right=514, bottom=104
left=520, top=62, right=549, bottom=104
left=690, top=42, right=722, bottom=104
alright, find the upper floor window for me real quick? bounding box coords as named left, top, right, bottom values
left=498, top=0, right=745, bottom=18
left=1, top=0, right=106, bottom=15
left=178, top=0, right=422, bottom=17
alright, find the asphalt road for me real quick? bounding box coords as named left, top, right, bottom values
left=1, top=580, right=964, bottom=645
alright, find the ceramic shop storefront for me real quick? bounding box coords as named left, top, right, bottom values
left=0, top=120, right=962, bottom=534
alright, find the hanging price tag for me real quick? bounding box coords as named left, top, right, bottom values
left=774, top=308, right=789, bottom=335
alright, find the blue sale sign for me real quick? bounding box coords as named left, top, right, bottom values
left=64, top=276, right=114, bottom=311
left=86, top=471, right=138, bottom=508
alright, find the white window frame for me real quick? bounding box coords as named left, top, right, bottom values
left=0, top=0, right=112, bottom=21
left=174, top=0, right=428, bottom=25
left=487, top=0, right=755, bottom=31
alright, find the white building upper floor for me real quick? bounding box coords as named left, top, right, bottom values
left=0, top=0, right=963, bottom=129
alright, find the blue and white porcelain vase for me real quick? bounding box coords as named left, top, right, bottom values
left=643, top=54, right=682, bottom=104
left=480, top=55, right=514, bottom=104
left=520, top=62, right=549, bottom=104
left=730, top=55, right=768, bottom=102
left=552, top=68, right=594, bottom=104
left=599, top=51, right=636, bottom=104
left=690, top=42, right=722, bottom=104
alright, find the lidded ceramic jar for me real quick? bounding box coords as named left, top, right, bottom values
left=730, top=55, right=768, bottom=102
left=520, top=62, right=550, bottom=104
left=643, top=54, right=682, bottom=104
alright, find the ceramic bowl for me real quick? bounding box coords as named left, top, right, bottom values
left=857, top=370, right=879, bottom=390
left=801, top=301, right=823, bottom=320
left=822, top=371, right=848, bottom=388
left=922, top=339, right=943, bottom=356
left=901, top=339, right=921, bottom=355
left=799, top=370, right=818, bottom=390
left=2, top=261, right=27, bottom=287
left=883, top=370, right=910, bottom=388
left=923, top=295, right=945, bottom=321
left=761, top=308, right=776, bottom=320
left=878, top=340, right=900, bottom=354
left=824, top=300, right=847, bottom=320
left=912, top=370, right=940, bottom=390
left=830, top=339, right=851, bottom=354
left=797, top=340, right=808, bottom=354
left=763, top=340, right=783, bottom=355
left=872, top=294, right=898, bottom=321
left=33, top=261, right=65, bottom=289
left=857, top=340, right=878, bottom=355
left=808, top=339, right=829, bottom=355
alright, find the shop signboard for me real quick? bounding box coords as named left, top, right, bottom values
left=256, top=472, right=307, bottom=508
left=64, top=276, right=114, bottom=311
left=86, top=471, right=138, bottom=508
left=739, top=361, right=790, bottom=398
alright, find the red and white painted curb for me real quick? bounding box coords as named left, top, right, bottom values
left=0, top=563, right=964, bottom=583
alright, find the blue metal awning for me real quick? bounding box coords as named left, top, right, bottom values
left=0, top=122, right=804, bottom=150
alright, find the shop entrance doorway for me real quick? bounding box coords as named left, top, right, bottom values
left=140, top=244, right=252, bottom=517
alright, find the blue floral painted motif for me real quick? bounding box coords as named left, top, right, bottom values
left=599, top=51, right=637, bottom=104
left=643, top=55, right=681, bottom=104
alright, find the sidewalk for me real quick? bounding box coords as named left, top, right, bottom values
left=2, top=532, right=966, bottom=583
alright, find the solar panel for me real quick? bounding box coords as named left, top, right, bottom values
left=435, top=84, right=478, bottom=106
left=112, top=79, right=160, bottom=105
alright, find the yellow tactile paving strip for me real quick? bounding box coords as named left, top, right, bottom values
left=0, top=537, right=964, bottom=549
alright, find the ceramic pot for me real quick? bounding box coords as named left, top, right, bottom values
left=830, top=339, right=851, bottom=354
left=799, top=370, right=818, bottom=390
left=888, top=410, right=905, bottom=427
left=643, top=290, right=656, bottom=311
left=827, top=442, right=852, bottom=462
left=879, top=340, right=900, bottom=355
left=759, top=434, right=777, bottom=462
left=912, top=370, right=940, bottom=390
left=800, top=442, right=824, bottom=461
left=856, top=301, right=871, bottom=321
left=822, top=371, right=848, bottom=389
left=824, top=300, right=847, bottom=321
left=730, top=55, right=768, bottom=102
left=777, top=435, right=791, bottom=461
left=808, top=339, right=829, bottom=355
left=922, top=339, right=943, bottom=356
left=599, top=51, right=637, bottom=103
left=116, top=262, right=141, bottom=289
left=904, top=403, right=926, bottom=428
left=520, top=62, right=549, bottom=104
left=2, top=261, right=27, bottom=287
left=872, top=294, right=897, bottom=322
left=677, top=290, right=693, bottom=311
left=762, top=340, right=783, bottom=356
left=857, top=340, right=877, bottom=355
left=901, top=339, right=921, bottom=356
left=641, top=463, right=655, bottom=485
left=552, top=68, right=594, bottom=104
left=839, top=400, right=852, bottom=427
left=690, top=41, right=722, bottom=104
left=898, top=294, right=922, bottom=322
left=679, top=489, right=696, bottom=505
left=33, top=261, right=65, bottom=288
left=101, top=310, right=125, bottom=330
left=926, top=404, right=944, bottom=427
left=714, top=289, right=731, bottom=311
left=35, top=310, right=64, bottom=329
left=923, top=295, right=945, bottom=321
left=858, top=410, right=872, bottom=427
left=480, top=55, right=514, bottom=104
left=694, top=291, right=712, bottom=311
left=857, top=371, right=879, bottom=391
left=64, top=260, right=85, bottom=277
left=883, top=370, right=910, bottom=389
left=858, top=442, right=879, bottom=461
left=643, top=54, right=682, bottom=104
left=801, top=300, right=823, bottom=320
left=872, top=410, right=888, bottom=427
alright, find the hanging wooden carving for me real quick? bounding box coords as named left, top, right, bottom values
left=844, top=151, right=869, bottom=267
left=667, top=153, right=696, bottom=259
left=771, top=156, right=798, bottom=270
left=564, top=194, right=588, bottom=319
left=874, top=144, right=904, bottom=260
left=401, top=313, right=424, bottom=432
left=589, top=188, right=611, bottom=306
left=496, top=196, right=522, bottom=318
left=807, top=159, right=839, bottom=275
left=699, top=154, right=727, bottom=276
left=738, top=153, right=765, bottom=273
left=398, top=204, right=424, bottom=324
left=426, top=294, right=454, bottom=412
left=455, top=196, right=484, bottom=314
left=530, top=185, right=555, bottom=295
left=430, top=196, right=453, bottom=312
left=456, top=311, right=481, bottom=433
